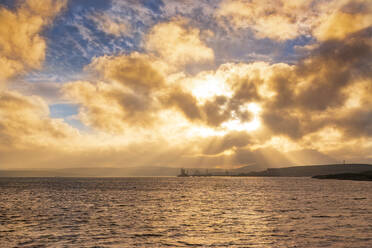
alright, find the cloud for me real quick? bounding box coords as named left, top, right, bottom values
left=63, top=80, right=161, bottom=132
left=89, top=52, right=166, bottom=93
left=165, top=89, right=202, bottom=121
left=145, top=19, right=214, bottom=67
left=333, top=108, right=372, bottom=138
left=216, top=0, right=312, bottom=41
left=295, top=35, right=372, bottom=110
left=0, top=90, right=78, bottom=148
left=9, top=81, right=64, bottom=104
left=89, top=13, right=128, bottom=37
left=64, top=51, right=261, bottom=132
left=314, top=0, right=372, bottom=41
left=0, top=0, right=67, bottom=82
left=63, top=53, right=168, bottom=132
left=164, top=87, right=257, bottom=128
left=162, top=63, right=269, bottom=127
left=216, top=0, right=372, bottom=42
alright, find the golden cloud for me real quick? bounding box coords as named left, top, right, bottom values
left=0, top=90, right=78, bottom=148
left=217, top=0, right=311, bottom=41
left=314, top=2, right=372, bottom=41
left=89, top=52, right=167, bottom=93
left=217, top=0, right=372, bottom=41
left=145, top=20, right=214, bottom=67
left=63, top=80, right=162, bottom=133
left=63, top=53, right=168, bottom=132
left=0, top=0, right=67, bottom=82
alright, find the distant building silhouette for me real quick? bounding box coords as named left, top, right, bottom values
left=177, top=168, right=189, bottom=177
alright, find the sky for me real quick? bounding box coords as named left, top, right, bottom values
left=0, top=0, right=372, bottom=169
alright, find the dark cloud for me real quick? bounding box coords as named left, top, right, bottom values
left=165, top=90, right=202, bottom=120
left=254, top=29, right=372, bottom=140
left=202, top=96, right=231, bottom=126
left=341, top=0, right=371, bottom=14
left=333, top=108, right=372, bottom=138
left=261, top=110, right=302, bottom=139
left=295, top=31, right=372, bottom=111
left=110, top=91, right=156, bottom=121
left=164, top=89, right=255, bottom=128
left=91, top=54, right=166, bottom=95
left=231, top=79, right=261, bottom=102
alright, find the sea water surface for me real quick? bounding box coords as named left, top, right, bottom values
left=0, top=177, right=371, bottom=247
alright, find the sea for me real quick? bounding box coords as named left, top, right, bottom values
left=0, top=177, right=371, bottom=247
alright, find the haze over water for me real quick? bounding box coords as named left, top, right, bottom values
left=1, top=177, right=371, bottom=247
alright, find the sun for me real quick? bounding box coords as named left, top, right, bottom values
left=185, top=102, right=262, bottom=138
left=222, top=103, right=262, bottom=132
left=187, top=74, right=262, bottom=134
left=190, top=75, right=232, bottom=101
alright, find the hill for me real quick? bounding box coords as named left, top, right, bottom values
left=242, top=164, right=372, bottom=177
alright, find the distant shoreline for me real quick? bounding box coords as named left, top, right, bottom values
left=2, top=164, right=372, bottom=178
left=312, top=171, right=372, bottom=181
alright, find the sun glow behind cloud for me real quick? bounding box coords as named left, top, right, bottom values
left=222, top=103, right=262, bottom=132
left=186, top=102, right=262, bottom=139
left=190, top=75, right=232, bottom=102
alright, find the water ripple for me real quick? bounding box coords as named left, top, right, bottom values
left=0, top=177, right=371, bottom=247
